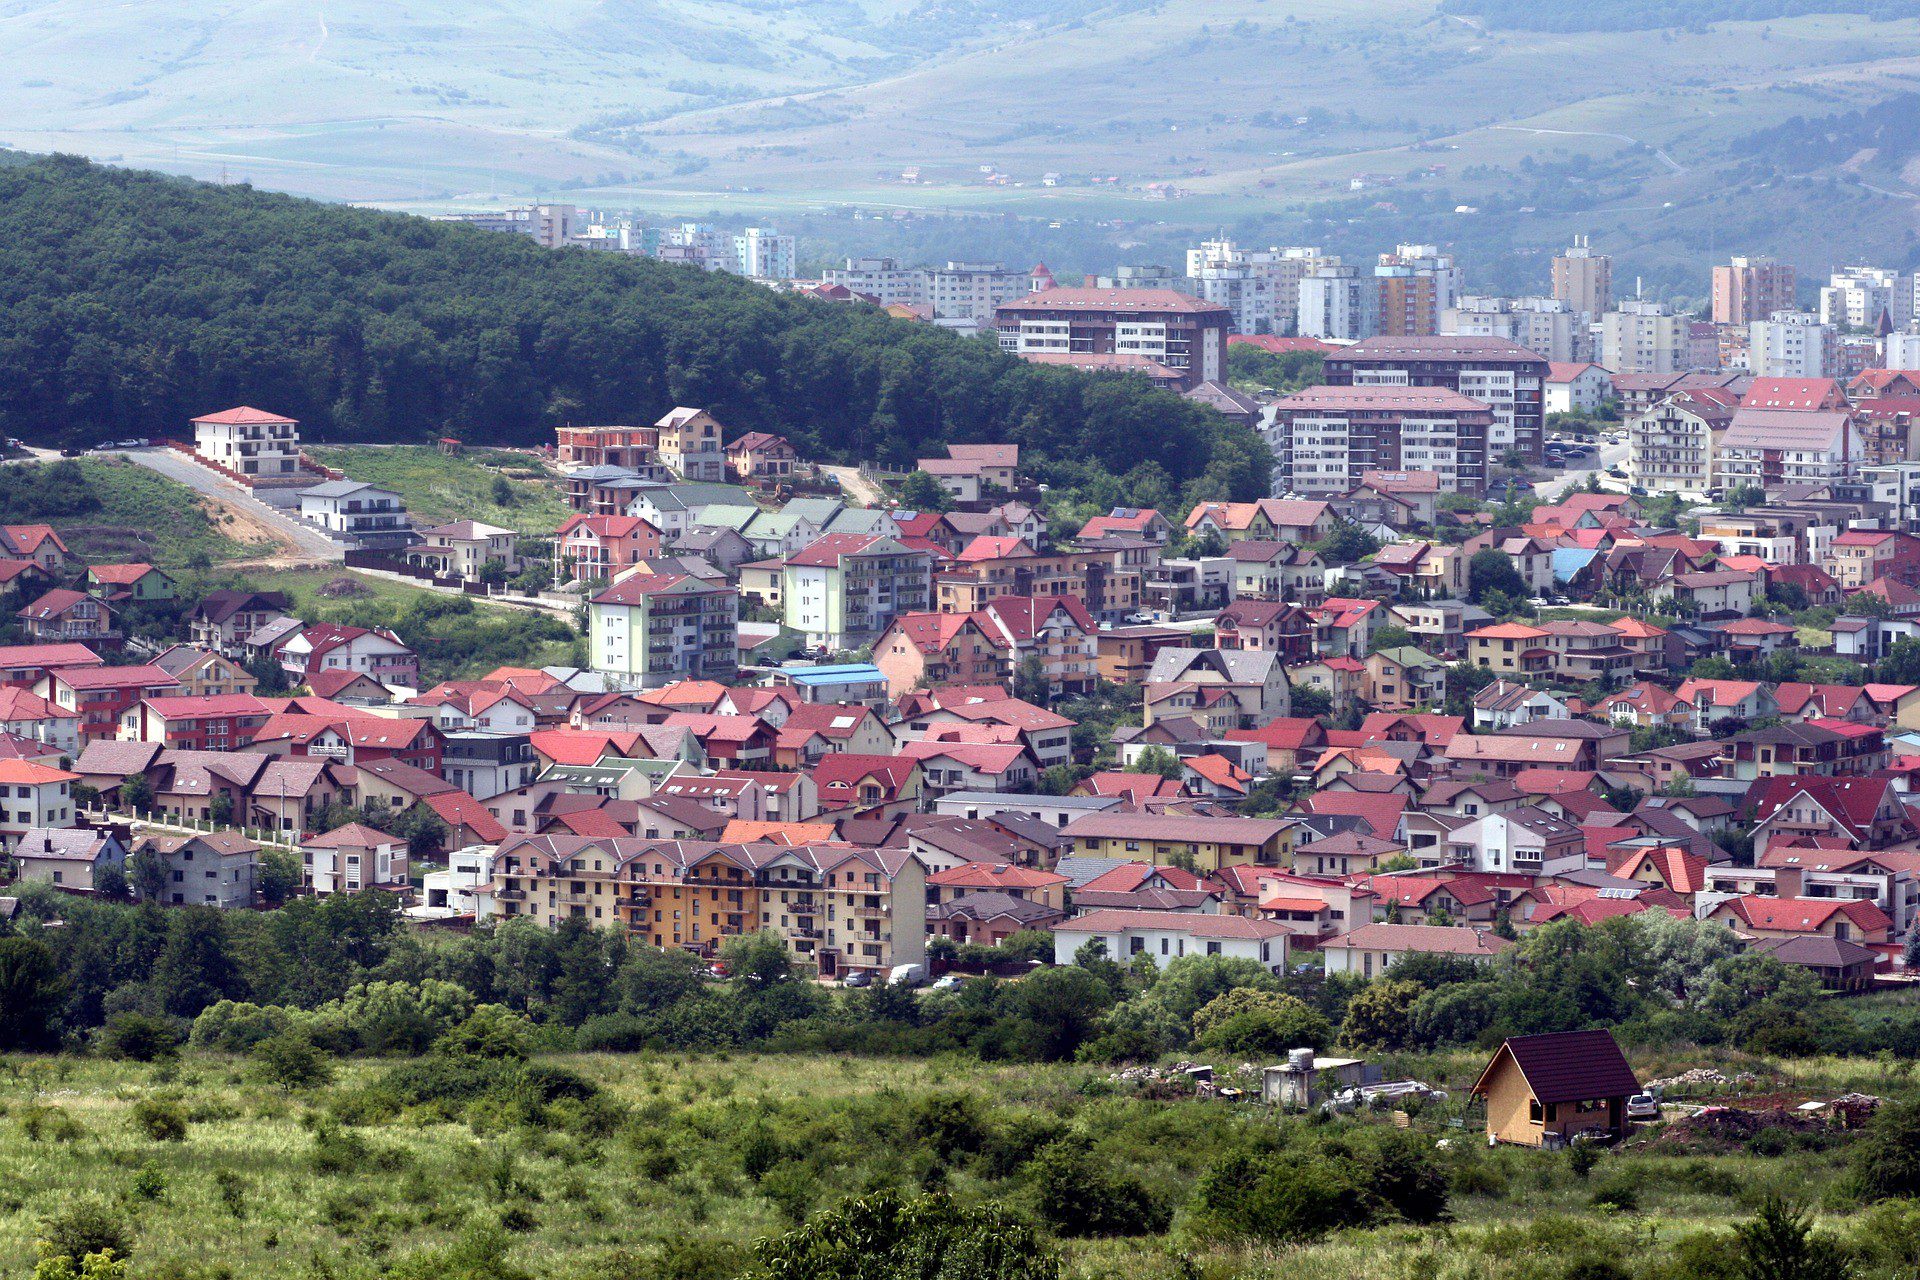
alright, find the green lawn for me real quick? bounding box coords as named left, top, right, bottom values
left=307, top=446, right=571, bottom=535
left=58, top=458, right=272, bottom=568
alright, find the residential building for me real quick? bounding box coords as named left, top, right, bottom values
left=1322, top=922, right=1512, bottom=978
left=189, top=591, right=293, bottom=655
left=1551, top=236, right=1612, bottom=319
left=1714, top=256, right=1798, bottom=325
left=1322, top=335, right=1548, bottom=467
left=1598, top=301, right=1690, bottom=376
left=732, top=227, right=795, bottom=280
left=85, top=563, right=174, bottom=604
left=278, top=623, right=418, bottom=690
left=1052, top=909, right=1290, bottom=973
left=1298, top=264, right=1381, bottom=341
left=131, top=832, right=259, bottom=908
left=303, top=822, right=410, bottom=896
left=1716, top=408, right=1862, bottom=488
left=191, top=406, right=301, bottom=480
left=298, top=481, right=415, bottom=550
left=652, top=407, right=728, bottom=482
left=1270, top=385, right=1498, bottom=496
left=39, top=665, right=180, bottom=743
left=1820, top=265, right=1906, bottom=331
left=408, top=521, right=518, bottom=581
left=725, top=432, right=798, bottom=483
left=1060, top=812, right=1293, bottom=872
left=0, top=762, right=79, bottom=848
left=1473, top=1030, right=1639, bottom=1147
left=929, top=261, right=1031, bottom=326
left=553, top=514, right=664, bottom=584
left=589, top=573, right=739, bottom=688
left=119, top=693, right=272, bottom=751
left=1442, top=296, right=1582, bottom=363
left=1747, top=311, right=1837, bottom=378
left=18, top=590, right=115, bottom=645
left=1627, top=387, right=1738, bottom=495
left=996, top=288, right=1232, bottom=390
left=11, top=827, right=122, bottom=893
left=1373, top=243, right=1458, bottom=336
left=783, top=533, right=934, bottom=652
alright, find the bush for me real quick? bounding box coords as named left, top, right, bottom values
left=128, top=1096, right=188, bottom=1142
left=97, top=1013, right=181, bottom=1062
left=189, top=1001, right=294, bottom=1053
left=36, top=1200, right=132, bottom=1269
left=251, top=1030, right=335, bottom=1091
left=1189, top=1148, right=1375, bottom=1244
left=745, top=1190, right=1058, bottom=1280
left=1024, top=1138, right=1168, bottom=1238
left=1854, top=1097, right=1920, bottom=1202
left=1191, top=989, right=1331, bottom=1056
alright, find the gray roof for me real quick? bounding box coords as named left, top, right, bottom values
left=300, top=480, right=394, bottom=500
left=1053, top=856, right=1133, bottom=888
left=14, top=828, right=120, bottom=862
left=1146, top=647, right=1280, bottom=685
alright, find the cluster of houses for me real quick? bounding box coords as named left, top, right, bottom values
left=15, top=379, right=1920, bottom=996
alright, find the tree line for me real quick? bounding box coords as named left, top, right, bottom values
left=0, top=156, right=1267, bottom=507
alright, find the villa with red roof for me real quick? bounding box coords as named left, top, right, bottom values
left=552, top=514, right=664, bottom=583
left=191, top=406, right=302, bottom=481
left=278, top=622, right=418, bottom=690
left=1709, top=894, right=1892, bottom=945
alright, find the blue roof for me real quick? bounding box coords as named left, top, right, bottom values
left=1551, top=547, right=1601, bottom=583
left=784, top=663, right=884, bottom=684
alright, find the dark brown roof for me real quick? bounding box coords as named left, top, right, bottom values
left=1473, top=1030, right=1639, bottom=1105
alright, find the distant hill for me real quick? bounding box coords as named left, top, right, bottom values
left=0, top=156, right=1264, bottom=506
left=1440, top=0, right=1909, bottom=30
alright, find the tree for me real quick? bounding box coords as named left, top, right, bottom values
left=209, top=791, right=234, bottom=826
left=1855, top=1098, right=1920, bottom=1202
left=1339, top=978, right=1424, bottom=1051
left=897, top=471, right=953, bottom=513
left=1191, top=988, right=1332, bottom=1056
left=0, top=936, right=64, bottom=1049
left=1468, top=550, right=1527, bottom=604
left=1024, top=1138, right=1167, bottom=1238
left=151, top=911, right=244, bottom=1018
left=1012, top=655, right=1048, bottom=705
left=1313, top=519, right=1380, bottom=566
left=1733, top=1198, right=1848, bottom=1280
left=746, top=1191, right=1058, bottom=1280
left=127, top=850, right=169, bottom=904
left=35, top=1201, right=132, bottom=1276
left=1368, top=624, right=1415, bottom=653
left=118, top=773, right=153, bottom=814
left=1289, top=683, right=1332, bottom=718
left=1128, top=745, right=1184, bottom=780
left=251, top=1030, right=334, bottom=1090
left=721, top=930, right=795, bottom=988
left=94, top=864, right=129, bottom=902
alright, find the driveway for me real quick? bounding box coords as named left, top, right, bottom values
left=124, top=448, right=344, bottom=564
left=823, top=464, right=887, bottom=507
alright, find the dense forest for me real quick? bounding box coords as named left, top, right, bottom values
left=0, top=156, right=1267, bottom=504
left=1440, top=0, right=1911, bottom=31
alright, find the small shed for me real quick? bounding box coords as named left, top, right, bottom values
left=1263, top=1048, right=1373, bottom=1108
left=1471, top=1029, right=1639, bottom=1148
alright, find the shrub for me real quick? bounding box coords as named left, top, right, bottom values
left=96, top=1013, right=181, bottom=1062
left=128, top=1096, right=188, bottom=1142
left=1854, top=1098, right=1920, bottom=1201
left=1190, top=989, right=1331, bottom=1056
left=189, top=1002, right=293, bottom=1053
left=1189, top=1148, right=1375, bottom=1244
left=251, top=1030, right=334, bottom=1091
left=36, top=1200, right=132, bottom=1269
left=1024, top=1138, right=1169, bottom=1238
left=1590, top=1180, right=1639, bottom=1212
left=745, top=1191, right=1058, bottom=1280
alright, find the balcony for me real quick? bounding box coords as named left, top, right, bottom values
left=495, top=888, right=527, bottom=901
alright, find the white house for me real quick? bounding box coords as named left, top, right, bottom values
left=1321, top=922, right=1513, bottom=977
left=1052, top=907, right=1290, bottom=972
left=1445, top=807, right=1586, bottom=876
left=191, top=406, right=301, bottom=480
left=415, top=844, right=496, bottom=920
left=1545, top=362, right=1614, bottom=416
left=1471, top=681, right=1570, bottom=732
left=297, top=481, right=413, bottom=548
left=302, top=822, right=409, bottom=896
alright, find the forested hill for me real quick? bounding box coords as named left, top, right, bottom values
left=0, top=156, right=1266, bottom=503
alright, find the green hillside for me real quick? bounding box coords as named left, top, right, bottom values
left=0, top=156, right=1264, bottom=508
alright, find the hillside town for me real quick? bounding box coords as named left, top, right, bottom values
left=16, top=251, right=1920, bottom=1007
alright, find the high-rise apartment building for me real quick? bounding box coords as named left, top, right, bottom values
left=1819, top=266, right=1909, bottom=332
left=1598, top=301, right=1691, bottom=376
left=822, top=257, right=928, bottom=308
left=1746, top=311, right=1837, bottom=378
left=1441, top=296, right=1582, bottom=362
left=1298, top=265, right=1380, bottom=341
left=1552, top=236, right=1612, bottom=320
left=995, top=288, right=1232, bottom=390
left=1322, top=335, right=1548, bottom=467
left=733, top=227, right=796, bottom=280
left=1374, top=244, right=1458, bottom=337
left=928, top=262, right=1031, bottom=325
left=1712, top=256, right=1798, bottom=326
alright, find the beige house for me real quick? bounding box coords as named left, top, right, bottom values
left=10, top=828, right=125, bottom=894
left=302, top=822, right=410, bottom=896
left=1472, top=1030, right=1639, bottom=1148
left=409, top=521, right=519, bottom=581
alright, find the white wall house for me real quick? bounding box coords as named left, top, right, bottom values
left=1052, top=908, right=1290, bottom=972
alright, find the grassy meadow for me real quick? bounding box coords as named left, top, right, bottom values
left=6, top=1045, right=1920, bottom=1280
left=306, top=447, right=571, bottom=536
left=60, top=458, right=271, bottom=568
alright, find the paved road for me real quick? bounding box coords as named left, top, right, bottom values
left=124, top=448, right=344, bottom=563
left=1533, top=439, right=1631, bottom=500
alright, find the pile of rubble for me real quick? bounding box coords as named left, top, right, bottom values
left=1643, top=1067, right=1764, bottom=1095
left=1106, top=1062, right=1251, bottom=1100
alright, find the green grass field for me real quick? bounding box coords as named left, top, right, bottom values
left=4, top=1045, right=1918, bottom=1280
left=58, top=458, right=273, bottom=568
left=306, top=447, right=571, bottom=536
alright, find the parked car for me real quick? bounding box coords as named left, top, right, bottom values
left=1627, top=1093, right=1661, bottom=1121
left=930, top=974, right=965, bottom=991
left=841, top=971, right=873, bottom=988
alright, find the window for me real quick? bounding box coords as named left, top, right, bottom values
left=1529, top=1098, right=1543, bottom=1123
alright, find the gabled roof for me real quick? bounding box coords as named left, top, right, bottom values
left=1472, top=1030, right=1639, bottom=1105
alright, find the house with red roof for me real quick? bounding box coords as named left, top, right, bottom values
left=84, top=563, right=174, bottom=604
left=37, top=664, right=180, bottom=743
left=1545, top=361, right=1613, bottom=415
left=1709, top=894, right=1892, bottom=945
left=552, top=514, right=665, bottom=584
left=1713, top=616, right=1799, bottom=659
left=0, top=524, right=70, bottom=574
left=1077, top=507, right=1174, bottom=545
left=811, top=754, right=924, bottom=818
left=1673, top=678, right=1778, bottom=732
left=192, top=405, right=301, bottom=481
left=19, top=589, right=116, bottom=646
left=120, top=693, right=274, bottom=751
left=1323, top=922, right=1513, bottom=977
left=1051, top=908, right=1290, bottom=972
left=248, top=711, right=443, bottom=773
left=659, top=713, right=778, bottom=769
left=302, top=822, right=409, bottom=896
left=1223, top=717, right=1327, bottom=777
left=279, top=623, right=418, bottom=691
left=772, top=703, right=895, bottom=767
left=0, top=685, right=80, bottom=756
left=1826, top=529, right=1920, bottom=592
left=1747, top=774, right=1914, bottom=850
left=783, top=532, right=935, bottom=651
